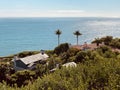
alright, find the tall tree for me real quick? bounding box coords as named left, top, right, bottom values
left=55, top=29, right=62, bottom=45
left=73, top=30, right=82, bottom=45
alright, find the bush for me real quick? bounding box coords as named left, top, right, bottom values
left=75, top=51, right=88, bottom=63
left=10, top=70, right=35, bottom=87
left=17, top=51, right=40, bottom=58
left=35, top=64, right=48, bottom=77
left=0, top=64, right=7, bottom=82
left=54, top=43, right=69, bottom=55
left=101, top=36, right=113, bottom=45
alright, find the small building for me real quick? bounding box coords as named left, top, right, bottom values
left=13, top=53, right=49, bottom=71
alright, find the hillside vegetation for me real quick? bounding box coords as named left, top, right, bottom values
left=0, top=36, right=120, bottom=90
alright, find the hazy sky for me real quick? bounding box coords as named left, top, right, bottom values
left=0, top=0, right=120, bottom=17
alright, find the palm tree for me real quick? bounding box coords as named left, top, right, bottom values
left=92, top=38, right=102, bottom=46
left=55, top=29, right=62, bottom=45
left=73, top=30, right=82, bottom=45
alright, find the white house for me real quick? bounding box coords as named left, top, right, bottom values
left=13, top=53, right=49, bottom=71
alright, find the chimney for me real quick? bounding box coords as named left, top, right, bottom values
left=14, top=55, right=19, bottom=61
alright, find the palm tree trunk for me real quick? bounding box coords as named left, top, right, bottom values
left=77, top=36, right=78, bottom=45
left=58, top=35, right=60, bottom=45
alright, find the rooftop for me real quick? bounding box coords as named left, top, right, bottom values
left=72, top=43, right=104, bottom=50
left=20, top=53, right=49, bottom=65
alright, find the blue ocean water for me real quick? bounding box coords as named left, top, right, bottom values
left=0, top=17, right=120, bottom=56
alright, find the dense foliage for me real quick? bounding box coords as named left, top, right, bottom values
left=0, top=50, right=120, bottom=89
left=54, top=43, right=69, bottom=55
left=92, top=36, right=120, bottom=49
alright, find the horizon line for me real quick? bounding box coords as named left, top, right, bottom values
left=0, top=16, right=120, bottom=18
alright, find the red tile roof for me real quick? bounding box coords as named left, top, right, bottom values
left=72, top=43, right=104, bottom=50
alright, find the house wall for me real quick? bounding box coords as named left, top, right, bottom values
left=15, top=60, right=27, bottom=69
left=14, top=66, right=26, bottom=71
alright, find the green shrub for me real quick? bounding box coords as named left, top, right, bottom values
left=74, top=51, right=88, bottom=63
left=54, top=43, right=69, bottom=55
left=10, top=70, right=35, bottom=87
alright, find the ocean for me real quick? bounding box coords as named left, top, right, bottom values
left=0, top=17, right=120, bottom=56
